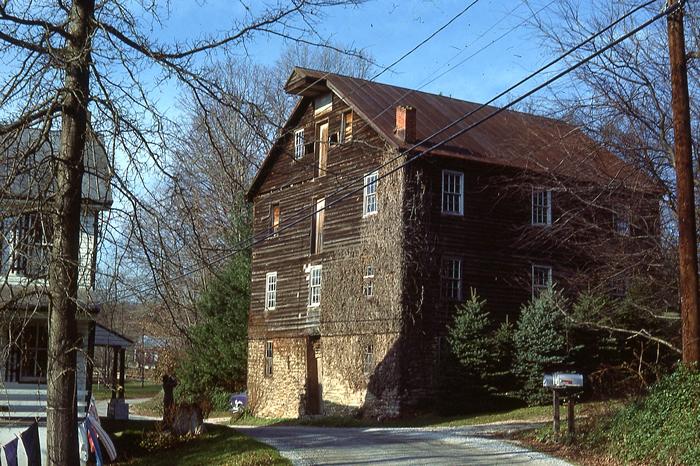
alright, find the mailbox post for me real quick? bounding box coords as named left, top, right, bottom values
left=543, top=372, right=583, bottom=440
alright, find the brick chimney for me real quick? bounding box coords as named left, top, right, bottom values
left=395, top=105, right=416, bottom=143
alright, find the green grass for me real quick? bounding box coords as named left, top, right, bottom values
left=104, top=419, right=290, bottom=466
left=93, top=381, right=162, bottom=401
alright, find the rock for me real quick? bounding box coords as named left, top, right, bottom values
left=171, top=404, right=206, bottom=436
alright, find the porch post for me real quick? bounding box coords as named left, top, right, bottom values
left=85, top=321, right=96, bottom=403
left=118, top=348, right=125, bottom=399
left=111, top=345, right=118, bottom=400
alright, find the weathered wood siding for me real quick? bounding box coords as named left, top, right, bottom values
left=248, top=91, right=408, bottom=417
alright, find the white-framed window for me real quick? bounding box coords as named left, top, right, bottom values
left=363, top=171, right=379, bottom=216
left=308, top=265, right=322, bottom=307
left=340, top=111, right=353, bottom=143
left=441, top=170, right=464, bottom=215
left=294, top=129, right=305, bottom=160
left=264, top=341, right=273, bottom=377
left=532, top=189, right=552, bottom=225
left=265, top=272, right=277, bottom=310
left=441, top=257, right=462, bottom=301
left=532, top=264, right=552, bottom=297
left=363, top=265, right=374, bottom=298
left=1, top=213, right=52, bottom=278
left=363, top=344, right=374, bottom=375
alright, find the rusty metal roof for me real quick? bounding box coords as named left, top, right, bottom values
left=249, top=68, right=656, bottom=198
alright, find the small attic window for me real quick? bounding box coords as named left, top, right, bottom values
left=314, top=93, right=332, bottom=116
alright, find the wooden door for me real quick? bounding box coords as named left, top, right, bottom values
left=306, top=337, right=321, bottom=415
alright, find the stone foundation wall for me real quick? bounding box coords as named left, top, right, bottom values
left=247, top=337, right=307, bottom=418
left=320, top=332, right=401, bottom=419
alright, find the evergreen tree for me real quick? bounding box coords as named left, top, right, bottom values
left=513, top=287, right=569, bottom=405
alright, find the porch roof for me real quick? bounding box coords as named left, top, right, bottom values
left=94, top=323, right=133, bottom=348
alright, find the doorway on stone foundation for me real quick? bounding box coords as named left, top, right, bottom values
left=306, top=336, right=321, bottom=415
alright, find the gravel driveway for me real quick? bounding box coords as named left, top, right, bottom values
left=236, top=423, right=571, bottom=466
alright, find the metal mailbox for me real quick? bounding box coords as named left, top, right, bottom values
left=553, top=372, right=584, bottom=389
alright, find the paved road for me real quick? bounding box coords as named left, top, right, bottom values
left=236, top=423, right=571, bottom=466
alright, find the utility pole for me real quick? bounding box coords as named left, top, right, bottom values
left=667, top=0, right=700, bottom=364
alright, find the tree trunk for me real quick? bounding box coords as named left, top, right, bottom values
left=46, top=1, right=95, bottom=465
left=667, top=0, right=700, bottom=364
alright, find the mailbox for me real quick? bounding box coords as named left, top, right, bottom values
left=553, top=372, right=584, bottom=389
left=543, top=374, right=554, bottom=388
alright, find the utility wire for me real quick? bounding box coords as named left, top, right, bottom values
left=114, top=0, right=671, bottom=302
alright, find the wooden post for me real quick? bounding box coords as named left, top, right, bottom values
left=111, top=346, right=118, bottom=400
left=85, top=321, right=95, bottom=403
left=553, top=390, right=560, bottom=436
left=118, top=348, right=126, bottom=399
left=668, top=0, right=700, bottom=364
left=567, top=397, right=575, bottom=438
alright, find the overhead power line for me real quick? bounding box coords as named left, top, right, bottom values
left=114, top=0, right=672, bottom=302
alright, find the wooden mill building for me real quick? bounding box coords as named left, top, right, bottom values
left=245, top=67, right=654, bottom=418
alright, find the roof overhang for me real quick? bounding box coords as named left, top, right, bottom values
left=284, top=68, right=329, bottom=96
left=94, top=322, right=133, bottom=348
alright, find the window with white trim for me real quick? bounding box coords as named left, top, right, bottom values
left=264, top=341, right=273, bottom=377
left=532, top=189, right=552, bottom=225
left=441, top=257, right=462, bottom=300
left=363, top=265, right=374, bottom=298
left=265, top=272, right=277, bottom=310
left=363, top=171, right=378, bottom=216
left=1, top=213, right=52, bottom=278
left=308, top=265, right=322, bottom=307
left=532, top=265, right=552, bottom=296
left=441, top=170, right=464, bottom=215
left=294, top=129, right=305, bottom=160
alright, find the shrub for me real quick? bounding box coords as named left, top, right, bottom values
left=602, top=366, right=700, bottom=465
left=513, top=287, right=570, bottom=405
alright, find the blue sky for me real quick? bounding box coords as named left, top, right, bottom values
left=155, top=0, right=573, bottom=107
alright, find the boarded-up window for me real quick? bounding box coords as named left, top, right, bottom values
left=270, top=203, right=280, bottom=235
left=340, top=111, right=353, bottom=142
left=264, top=341, right=273, bottom=377
left=316, top=122, right=329, bottom=177
left=310, top=198, right=325, bottom=254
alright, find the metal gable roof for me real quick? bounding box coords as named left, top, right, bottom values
left=247, top=67, right=658, bottom=199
